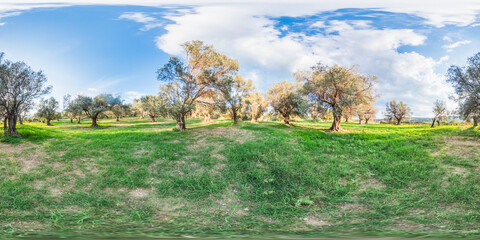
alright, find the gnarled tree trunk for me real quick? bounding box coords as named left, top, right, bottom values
left=149, top=115, right=155, bottom=122
left=7, top=113, right=19, bottom=136
left=46, top=119, right=52, bottom=126
left=330, top=114, right=342, bottom=131
left=282, top=115, right=290, bottom=124
left=91, top=116, right=99, bottom=127
left=365, top=118, right=370, bottom=124
left=176, top=113, right=186, bottom=131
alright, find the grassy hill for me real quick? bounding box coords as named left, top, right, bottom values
left=1, top=118, right=480, bottom=238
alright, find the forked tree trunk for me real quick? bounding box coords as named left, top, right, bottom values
left=365, top=118, right=370, bottom=124
left=330, top=114, right=342, bottom=131
left=46, top=119, right=52, bottom=126
left=149, top=115, right=155, bottom=122
left=283, top=115, right=290, bottom=125
left=176, top=113, right=186, bottom=131
left=396, top=118, right=402, bottom=125
left=91, top=116, right=99, bottom=127
left=7, top=113, right=19, bottom=136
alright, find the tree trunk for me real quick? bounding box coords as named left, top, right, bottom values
left=396, top=118, right=402, bottom=125
left=474, top=117, right=478, bottom=127
left=431, top=118, right=436, bottom=128
left=204, top=114, right=210, bottom=123
left=18, top=114, right=23, bottom=125
left=359, top=119, right=363, bottom=125
left=91, top=116, right=99, bottom=127
left=46, top=119, right=52, bottom=126
left=283, top=115, right=290, bottom=125
left=7, top=113, right=19, bottom=136
left=176, top=113, right=186, bottom=131
left=345, top=117, right=349, bottom=122
left=116, top=116, right=120, bottom=122
left=77, top=117, right=81, bottom=124
left=233, top=110, right=238, bottom=124
left=437, top=120, right=440, bottom=126
left=3, top=116, right=7, bottom=132
left=251, top=114, right=257, bottom=122
left=149, top=115, right=155, bottom=122
left=70, top=118, right=73, bottom=123
left=365, top=118, right=370, bottom=124
left=330, top=114, right=342, bottom=131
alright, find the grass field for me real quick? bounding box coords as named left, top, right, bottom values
left=1, top=117, right=480, bottom=238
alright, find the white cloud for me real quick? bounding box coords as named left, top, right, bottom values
left=125, top=91, right=146, bottom=102
left=3, top=1, right=480, bottom=27
left=118, top=12, right=163, bottom=31
left=0, top=22, right=5, bottom=26
left=443, top=40, right=472, bottom=52
left=442, top=36, right=452, bottom=42
left=88, top=87, right=98, bottom=92
left=310, top=21, right=325, bottom=28
left=119, top=12, right=155, bottom=23
left=155, top=4, right=453, bottom=117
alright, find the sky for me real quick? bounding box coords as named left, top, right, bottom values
left=1, top=1, right=480, bottom=117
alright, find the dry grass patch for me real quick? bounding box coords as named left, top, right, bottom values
left=0, top=142, right=46, bottom=174
left=129, top=188, right=151, bottom=199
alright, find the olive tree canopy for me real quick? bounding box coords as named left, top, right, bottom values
left=0, top=53, right=51, bottom=136
left=384, top=100, right=411, bottom=125
left=36, top=97, right=59, bottom=126
left=157, top=41, right=238, bottom=130
left=75, top=93, right=121, bottom=127
left=446, top=52, right=480, bottom=126
left=296, top=63, right=377, bottom=131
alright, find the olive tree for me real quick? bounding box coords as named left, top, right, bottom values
left=36, top=97, right=59, bottom=126
left=139, top=95, right=166, bottom=122
left=214, top=75, right=253, bottom=124
left=431, top=100, right=447, bottom=127
left=0, top=53, right=52, bottom=136
left=157, top=41, right=238, bottom=130
left=267, top=81, right=303, bottom=124
left=356, top=103, right=376, bottom=124
left=297, top=63, right=377, bottom=131
left=384, top=100, right=411, bottom=125
left=446, top=52, right=480, bottom=126
left=244, top=91, right=268, bottom=122
left=75, top=94, right=121, bottom=127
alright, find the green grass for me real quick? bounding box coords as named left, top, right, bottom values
left=1, top=117, right=480, bottom=238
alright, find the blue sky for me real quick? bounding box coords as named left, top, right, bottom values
left=1, top=1, right=480, bottom=117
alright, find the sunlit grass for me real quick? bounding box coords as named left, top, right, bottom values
left=0, top=117, right=479, bottom=238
